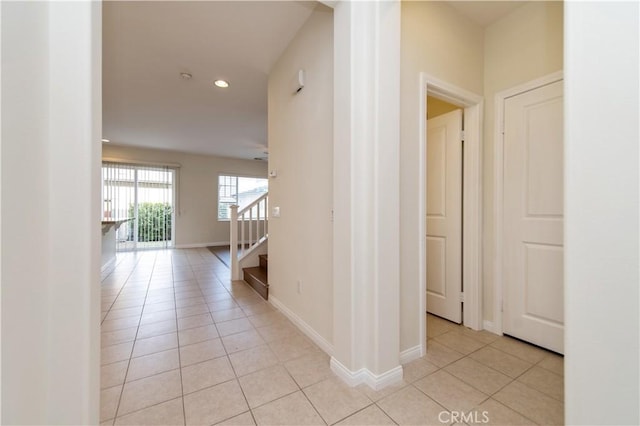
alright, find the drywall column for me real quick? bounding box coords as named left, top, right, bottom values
left=1, top=2, right=101, bottom=423
left=564, top=2, right=639, bottom=424
left=332, top=0, right=402, bottom=389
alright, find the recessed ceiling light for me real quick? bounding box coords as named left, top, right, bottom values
left=214, top=80, right=229, bottom=88
left=101, top=138, right=110, bottom=143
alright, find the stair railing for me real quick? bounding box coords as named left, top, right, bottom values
left=229, top=193, right=268, bottom=280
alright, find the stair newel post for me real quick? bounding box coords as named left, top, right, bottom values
left=230, top=204, right=240, bottom=280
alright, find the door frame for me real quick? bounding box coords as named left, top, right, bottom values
left=492, top=70, right=564, bottom=335
left=419, top=73, right=484, bottom=352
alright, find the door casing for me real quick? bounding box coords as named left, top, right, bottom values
left=419, top=73, right=484, bottom=356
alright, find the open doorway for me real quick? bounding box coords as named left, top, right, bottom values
left=420, top=74, right=483, bottom=354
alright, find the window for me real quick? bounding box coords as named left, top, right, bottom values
left=218, top=175, right=268, bottom=220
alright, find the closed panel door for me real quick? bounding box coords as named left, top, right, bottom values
left=427, top=109, right=462, bottom=323
left=503, top=80, right=564, bottom=353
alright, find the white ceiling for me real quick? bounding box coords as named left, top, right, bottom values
left=103, top=1, right=526, bottom=160
left=103, top=1, right=317, bottom=159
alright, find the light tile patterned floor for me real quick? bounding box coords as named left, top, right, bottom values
left=100, top=249, right=564, bottom=425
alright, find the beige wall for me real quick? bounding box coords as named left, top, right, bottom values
left=482, top=1, right=563, bottom=322
left=267, top=6, right=334, bottom=345
left=427, top=96, right=460, bottom=120
left=102, top=144, right=267, bottom=247
left=400, top=1, right=484, bottom=352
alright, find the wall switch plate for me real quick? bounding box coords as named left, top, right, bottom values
left=272, top=207, right=280, bottom=218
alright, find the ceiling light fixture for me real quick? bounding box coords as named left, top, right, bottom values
left=180, top=72, right=192, bottom=80
left=214, top=79, right=229, bottom=88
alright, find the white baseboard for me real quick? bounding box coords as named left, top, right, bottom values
left=330, top=357, right=404, bottom=390
left=101, top=257, right=116, bottom=274
left=399, top=345, right=423, bottom=364
left=268, top=295, right=334, bottom=357
left=174, top=241, right=229, bottom=249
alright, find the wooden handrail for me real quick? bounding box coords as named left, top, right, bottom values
left=229, top=193, right=268, bottom=280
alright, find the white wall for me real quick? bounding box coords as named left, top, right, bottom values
left=1, top=2, right=101, bottom=423
left=267, top=5, right=334, bottom=345
left=102, top=144, right=267, bottom=247
left=483, top=1, right=563, bottom=323
left=565, top=2, right=639, bottom=424
left=400, top=1, right=484, bottom=352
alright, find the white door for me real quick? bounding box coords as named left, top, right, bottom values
left=503, top=80, right=564, bottom=353
left=426, top=109, right=463, bottom=323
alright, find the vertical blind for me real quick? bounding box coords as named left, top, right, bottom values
left=102, top=162, right=175, bottom=251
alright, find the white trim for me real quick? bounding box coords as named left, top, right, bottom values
left=174, top=241, right=229, bottom=249
left=100, top=257, right=116, bottom=274
left=329, top=358, right=404, bottom=390
left=399, top=345, right=422, bottom=364
left=493, top=71, right=563, bottom=336
left=269, top=295, right=334, bottom=357
left=482, top=320, right=500, bottom=335
left=419, top=73, right=484, bottom=358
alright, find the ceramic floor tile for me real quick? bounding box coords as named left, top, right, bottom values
left=426, top=315, right=459, bottom=339
left=490, top=337, right=548, bottom=364
left=126, top=349, right=180, bottom=382
left=176, top=304, right=210, bottom=319
left=238, top=365, right=299, bottom=408
left=268, top=334, right=315, bottom=362
left=402, top=357, right=440, bottom=383
left=414, top=370, right=488, bottom=412
left=101, top=385, right=122, bottom=422
left=216, top=411, right=256, bottom=425
left=256, top=321, right=299, bottom=343
left=183, top=380, right=249, bottom=426
left=240, top=302, right=275, bottom=317
left=132, top=333, right=179, bottom=358
left=137, top=319, right=177, bottom=340
left=376, top=385, right=445, bottom=426
left=222, top=329, right=265, bottom=354
left=208, top=299, right=240, bottom=312
left=179, top=338, right=226, bottom=367
left=176, top=296, right=207, bottom=309
left=101, top=360, right=129, bottom=389
left=212, top=307, right=247, bottom=323
left=228, top=344, right=279, bottom=377
left=434, top=331, right=487, bottom=355
left=181, top=356, right=236, bottom=395
left=493, top=381, right=564, bottom=425
left=336, top=404, right=395, bottom=425
left=102, top=327, right=138, bottom=347
left=118, top=369, right=182, bottom=416
left=178, top=324, right=219, bottom=346
left=517, top=366, right=564, bottom=401
left=105, top=306, right=144, bottom=321
left=114, top=397, right=185, bottom=426
left=140, top=309, right=177, bottom=326
left=537, top=354, right=564, bottom=376
left=469, top=398, right=536, bottom=425
left=303, top=378, right=371, bottom=425
left=252, top=391, right=325, bottom=426
left=143, top=301, right=177, bottom=314
left=445, top=357, right=512, bottom=395
left=284, top=350, right=333, bottom=389
left=102, top=340, right=135, bottom=365
left=423, top=340, right=465, bottom=368
left=356, top=380, right=408, bottom=403
left=247, top=311, right=286, bottom=328
left=469, top=346, right=533, bottom=378
left=216, top=317, right=253, bottom=337
left=177, top=313, right=213, bottom=331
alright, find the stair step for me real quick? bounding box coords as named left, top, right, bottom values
left=259, top=254, right=268, bottom=272
left=243, top=266, right=268, bottom=300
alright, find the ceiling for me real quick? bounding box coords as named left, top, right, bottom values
left=103, top=1, right=317, bottom=159
left=103, top=1, right=526, bottom=160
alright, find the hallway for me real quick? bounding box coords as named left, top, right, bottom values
left=100, top=249, right=563, bottom=425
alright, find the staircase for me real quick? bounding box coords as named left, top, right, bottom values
left=243, top=254, right=268, bottom=300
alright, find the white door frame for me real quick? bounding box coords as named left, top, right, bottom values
left=419, top=73, right=484, bottom=353
left=492, top=70, right=564, bottom=335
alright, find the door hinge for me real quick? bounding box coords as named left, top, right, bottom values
left=460, top=292, right=465, bottom=302
left=460, top=130, right=465, bottom=141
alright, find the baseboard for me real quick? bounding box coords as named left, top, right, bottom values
left=174, top=241, right=229, bottom=249
left=101, top=257, right=116, bottom=274
left=268, top=295, right=334, bottom=357
left=330, top=357, right=404, bottom=390
left=399, top=345, right=423, bottom=365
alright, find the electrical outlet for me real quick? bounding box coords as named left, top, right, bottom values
left=297, top=280, right=302, bottom=294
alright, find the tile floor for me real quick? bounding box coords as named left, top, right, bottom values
left=101, top=248, right=564, bottom=426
